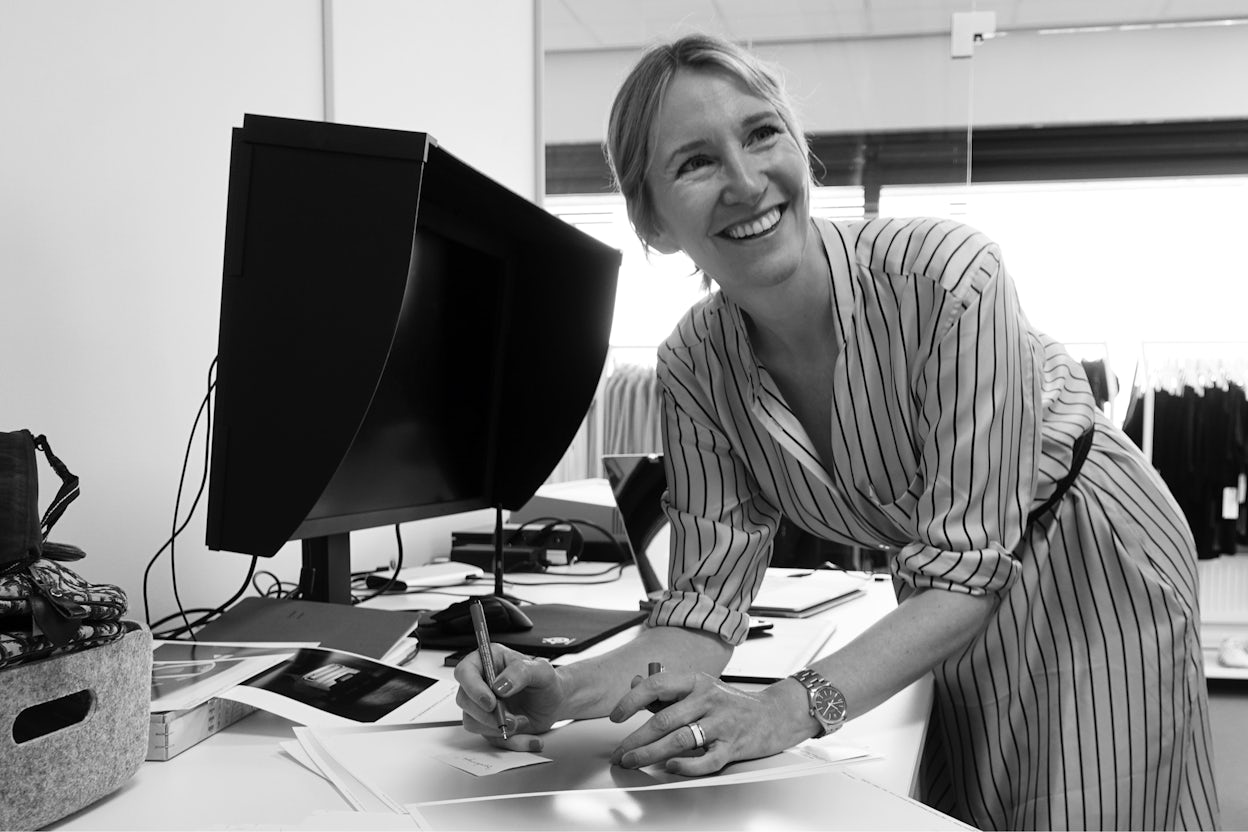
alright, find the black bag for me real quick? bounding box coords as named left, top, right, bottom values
left=0, top=430, right=127, bottom=668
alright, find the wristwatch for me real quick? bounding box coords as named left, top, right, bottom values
left=790, top=667, right=848, bottom=738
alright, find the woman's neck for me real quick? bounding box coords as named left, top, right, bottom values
left=736, top=229, right=835, bottom=363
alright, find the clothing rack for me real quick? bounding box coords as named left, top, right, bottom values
left=1124, top=342, right=1248, bottom=560
left=1135, top=342, right=1248, bottom=463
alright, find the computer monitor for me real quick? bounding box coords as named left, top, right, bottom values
left=206, top=114, right=621, bottom=603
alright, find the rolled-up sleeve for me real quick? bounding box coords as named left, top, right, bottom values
left=646, top=346, right=780, bottom=646
left=893, top=244, right=1039, bottom=597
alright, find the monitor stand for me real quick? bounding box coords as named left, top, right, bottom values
left=299, top=532, right=353, bottom=604
left=489, top=505, right=523, bottom=604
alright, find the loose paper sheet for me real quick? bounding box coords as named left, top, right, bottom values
left=301, top=716, right=842, bottom=811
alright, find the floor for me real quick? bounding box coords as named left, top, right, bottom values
left=1210, top=680, right=1248, bottom=831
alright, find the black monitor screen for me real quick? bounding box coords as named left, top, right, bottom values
left=206, top=115, right=621, bottom=602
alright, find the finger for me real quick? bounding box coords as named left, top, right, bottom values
left=610, top=673, right=692, bottom=722
left=482, top=731, right=548, bottom=754
left=454, top=644, right=529, bottom=713
left=462, top=707, right=545, bottom=752
left=454, top=659, right=509, bottom=723
left=665, top=744, right=728, bottom=777
left=628, top=675, right=670, bottom=714
left=610, top=710, right=706, bottom=769
left=491, top=654, right=554, bottom=703
left=461, top=700, right=541, bottom=742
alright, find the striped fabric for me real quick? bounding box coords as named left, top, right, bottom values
left=648, top=216, right=1219, bottom=830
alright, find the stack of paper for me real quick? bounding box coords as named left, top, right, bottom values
left=148, top=640, right=301, bottom=761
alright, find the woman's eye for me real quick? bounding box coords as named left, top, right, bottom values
left=676, top=155, right=712, bottom=177
left=750, top=124, right=783, bottom=144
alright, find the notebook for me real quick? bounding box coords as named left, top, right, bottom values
left=747, top=567, right=870, bottom=618
left=195, top=597, right=422, bottom=660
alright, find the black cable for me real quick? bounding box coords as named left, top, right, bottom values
left=168, top=359, right=215, bottom=634
left=149, top=607, right=224, bottom=635
left=252, top=570, right=297, bottom=598
left=143, top=356, right=217, bottom=629
left=351, top=524, right=405, bottom=604
left=504, top=562, right=627, bottom=585
left=170, top=554, right=259, bottom=640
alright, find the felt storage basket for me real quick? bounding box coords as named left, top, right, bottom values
left=0, top=622, right=151, bottom=830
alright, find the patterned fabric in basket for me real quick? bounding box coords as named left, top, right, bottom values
left=0, top=619, right=128, bottom=669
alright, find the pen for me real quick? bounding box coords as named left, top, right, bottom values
left=470, top=599, right=510, bottom=740
left=646, top=661, right=665, bottom=713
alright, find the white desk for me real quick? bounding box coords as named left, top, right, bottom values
left=51, top=565, right=932, bottom=830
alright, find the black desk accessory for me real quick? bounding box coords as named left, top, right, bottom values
left=416, top=603, right=645, bottom=659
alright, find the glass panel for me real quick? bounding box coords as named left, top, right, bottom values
left=881, top=176, right=1248, bottom=421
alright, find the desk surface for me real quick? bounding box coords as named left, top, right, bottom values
left=52, top=564, right=932, bottom=831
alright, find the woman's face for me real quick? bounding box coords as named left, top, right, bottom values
left=644, top=67, right=814, bottom=295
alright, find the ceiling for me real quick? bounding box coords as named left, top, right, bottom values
left=542, top=0, right=1248, bottom=51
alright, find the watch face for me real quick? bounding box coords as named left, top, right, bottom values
left=812, top=686, right=847, bottom=723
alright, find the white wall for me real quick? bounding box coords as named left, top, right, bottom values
left=0, top=0, right=537, bottom=625
left=327, top=0, right=539, bottom=199
left=545, top=24, right=1248, bottom=143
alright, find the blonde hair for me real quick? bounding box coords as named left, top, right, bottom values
left=604, top=33, right=811, bottom=253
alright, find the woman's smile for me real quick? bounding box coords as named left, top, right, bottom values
left=721, top=205, right=785, bottom=241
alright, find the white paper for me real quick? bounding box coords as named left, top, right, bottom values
left=279, top=739, right=325, bottom=778
left=406, top=768, right=976, bottom=831
left=304, top=716, right=840, bottom=810
left=294, top=727, right=404, bottom=813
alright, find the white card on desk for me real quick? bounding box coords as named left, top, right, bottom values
left=434, top=749, right=550, bottom=777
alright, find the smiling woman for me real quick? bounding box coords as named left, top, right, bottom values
left=458, top=33, right=1222, bottom=832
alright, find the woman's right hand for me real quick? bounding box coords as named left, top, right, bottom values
left=453, top=643, right=567, bottom=752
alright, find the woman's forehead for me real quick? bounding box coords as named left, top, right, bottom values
left=651, top=68, right=775, bottom=145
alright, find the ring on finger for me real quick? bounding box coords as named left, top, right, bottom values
left=687, top=721, right=707, bottom=749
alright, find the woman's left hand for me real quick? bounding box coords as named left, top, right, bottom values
left=607, top=669, right=809, bottom=776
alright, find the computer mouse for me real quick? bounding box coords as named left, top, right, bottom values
left=429, top=596, right=534, bottom=635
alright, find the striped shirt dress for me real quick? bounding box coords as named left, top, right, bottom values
left=647, top=216, right=1220, bottom=830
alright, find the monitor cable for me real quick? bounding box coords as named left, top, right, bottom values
left=143, top=356, right=216, bottom=633
left=349, top=524, right=405, bottom=604
left=144, top=355, right=260, bottom=641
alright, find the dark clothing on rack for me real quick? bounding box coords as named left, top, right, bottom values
left=1123, top=382, right=1248, bottom=558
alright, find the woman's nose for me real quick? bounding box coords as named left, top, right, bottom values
left=719, top=150, right=765, bottom=205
